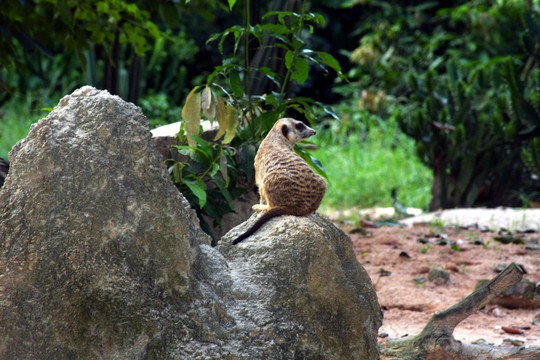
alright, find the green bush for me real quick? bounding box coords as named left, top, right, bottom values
left=344, top=0, right=540, bottom=209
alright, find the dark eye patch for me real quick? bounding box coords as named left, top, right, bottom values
left=295, top=122, right=304, bottom=130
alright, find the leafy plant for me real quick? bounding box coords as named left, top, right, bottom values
left=169, top=0, right=343, bottom=242
left=345, top=0, right=540, bottom=209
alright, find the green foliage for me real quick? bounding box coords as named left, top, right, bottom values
left=0, top=96, right=48, bottom=158
left=199, top=5, right=343, bottom=136
left=345, top=0, right=540, bottom=209
left=170, top=1, right=342, bottom=241
left=0, top=0, right=161, bottom=77
left=139, top=93, right=183, bottom=129
left=522, top=138, right=540, bottom=175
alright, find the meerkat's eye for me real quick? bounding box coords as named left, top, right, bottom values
left=295, top=122, right=305, bottom=130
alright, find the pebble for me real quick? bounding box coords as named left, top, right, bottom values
left=501, top=326, right=524, bottom=335
left=502, top=338, right=525, bottom=347
left=417, top=237, right=429, bottom=244
left=533, top=312, right=540, bottom=326
left=428, top=268, right=450, bottom=285
left=398, top=251, right=411, bottom=258
left=489, top=307, right=505, bottom=318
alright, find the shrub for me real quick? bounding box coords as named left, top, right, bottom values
left=345, top=0, right=540, bottom=209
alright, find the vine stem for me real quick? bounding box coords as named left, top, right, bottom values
left=279, top=0, right=306, bottom=101
left=244, top=0, right=255, bottom=133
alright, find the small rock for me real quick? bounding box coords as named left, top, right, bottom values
left=434, top=238, right=448, bottom=246
left=360, top=219, right=378, bottom=228
left=417, top=237, right=429, bottom=244
left=526, top=243, right=539, bottom=251
left=378, top=332, right=389, bottom=338
left=495, top=263, right=507, bottom=273
left=413, top=275, right=426, bottom=285
left=471, top=338, right=489, bottom=345
left=501, top=326, right=524, bottom=335
left=398, top=251, right=411, bottom=258
left=494, top=230, right=524, bottom=244
left=489, top=307, right=505, bottom=318
left=428, top=268, right=450, bottom=285
left=378, top=268, right=392, bottom=277
left=350, top=227, right=371, bottom=236
left=533, top=312, right=540, bottom=326
left=502, top=338, right=525, bottom=347
left=469, top=238, right=485, bottom=246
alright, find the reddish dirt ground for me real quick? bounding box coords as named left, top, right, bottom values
left=345, top=223, right=540, bottom=349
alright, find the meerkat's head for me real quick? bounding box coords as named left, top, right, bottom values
left=274, top=118, right=316, bottom=145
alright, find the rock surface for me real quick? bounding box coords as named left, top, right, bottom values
left=218, top=213, right=383, bottom=359
left=0, top=87, right=381, bottom=359
left=400, top=208, right=540, bottom=232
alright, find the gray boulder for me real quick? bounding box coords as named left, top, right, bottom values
left=0, top=86, right=381, bottom=359
left=217, top=213, right=383, bottom=359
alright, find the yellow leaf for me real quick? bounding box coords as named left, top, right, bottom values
left=223, top=105, right=239, bottom=144
left=201, top=86, right=216, bottom=125
left=213, top=95, right=227, bottom=141
left=182, top=86, right=201, bottom=146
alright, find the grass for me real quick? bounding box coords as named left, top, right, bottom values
left=0, top=96, right=51, bottom=158
left=313, top=123, right=432, bottom=211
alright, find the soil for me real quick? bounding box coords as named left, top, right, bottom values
left=343, top=221, right=540, bottom=349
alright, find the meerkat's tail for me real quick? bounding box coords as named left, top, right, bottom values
left=231, top=207, right=288, bottom=245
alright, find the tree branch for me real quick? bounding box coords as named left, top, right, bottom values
left=382, top=263, right=540, bottom=360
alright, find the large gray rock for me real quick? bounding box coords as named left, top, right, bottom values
left=217, top=213, right=383, bottom=359
left=0, top=86, right=381, bottom=359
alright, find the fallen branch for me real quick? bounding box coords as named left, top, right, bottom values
left=382, top=263, right=540, bottom=360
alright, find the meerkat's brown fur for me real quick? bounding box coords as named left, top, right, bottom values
left=232, top=118, right=327, bottom=245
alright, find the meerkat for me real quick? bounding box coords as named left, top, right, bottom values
left=231, top=118, right=327, bottom=245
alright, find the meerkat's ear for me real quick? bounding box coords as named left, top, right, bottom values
left=281, top=123, right=289, bottom=138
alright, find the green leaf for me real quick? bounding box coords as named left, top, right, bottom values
left=213, top=177, right=234, bottom=210
left=228, top=0, right=237, bottom=11
left=295, top=146, right=328, bottom=181
left=230, top=69, right=244, bottom=98
left=292, top=57, right=309, bottom=84
left=189, top=135, right=213, bottom=157
left=285, top=50, right=294, bottom=70
left=145, top=21, right=160, bottom=39
left=210, top=163, right=220, bottom=177
left=260, top=23, right=291, bottom=35
left=315, top=51, right=342, bottom=74
left=184, top=177, right=207, bottom=209
left=173, top=144, right=211, bottom=164
left=258, top=66, right=281, bottom=87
